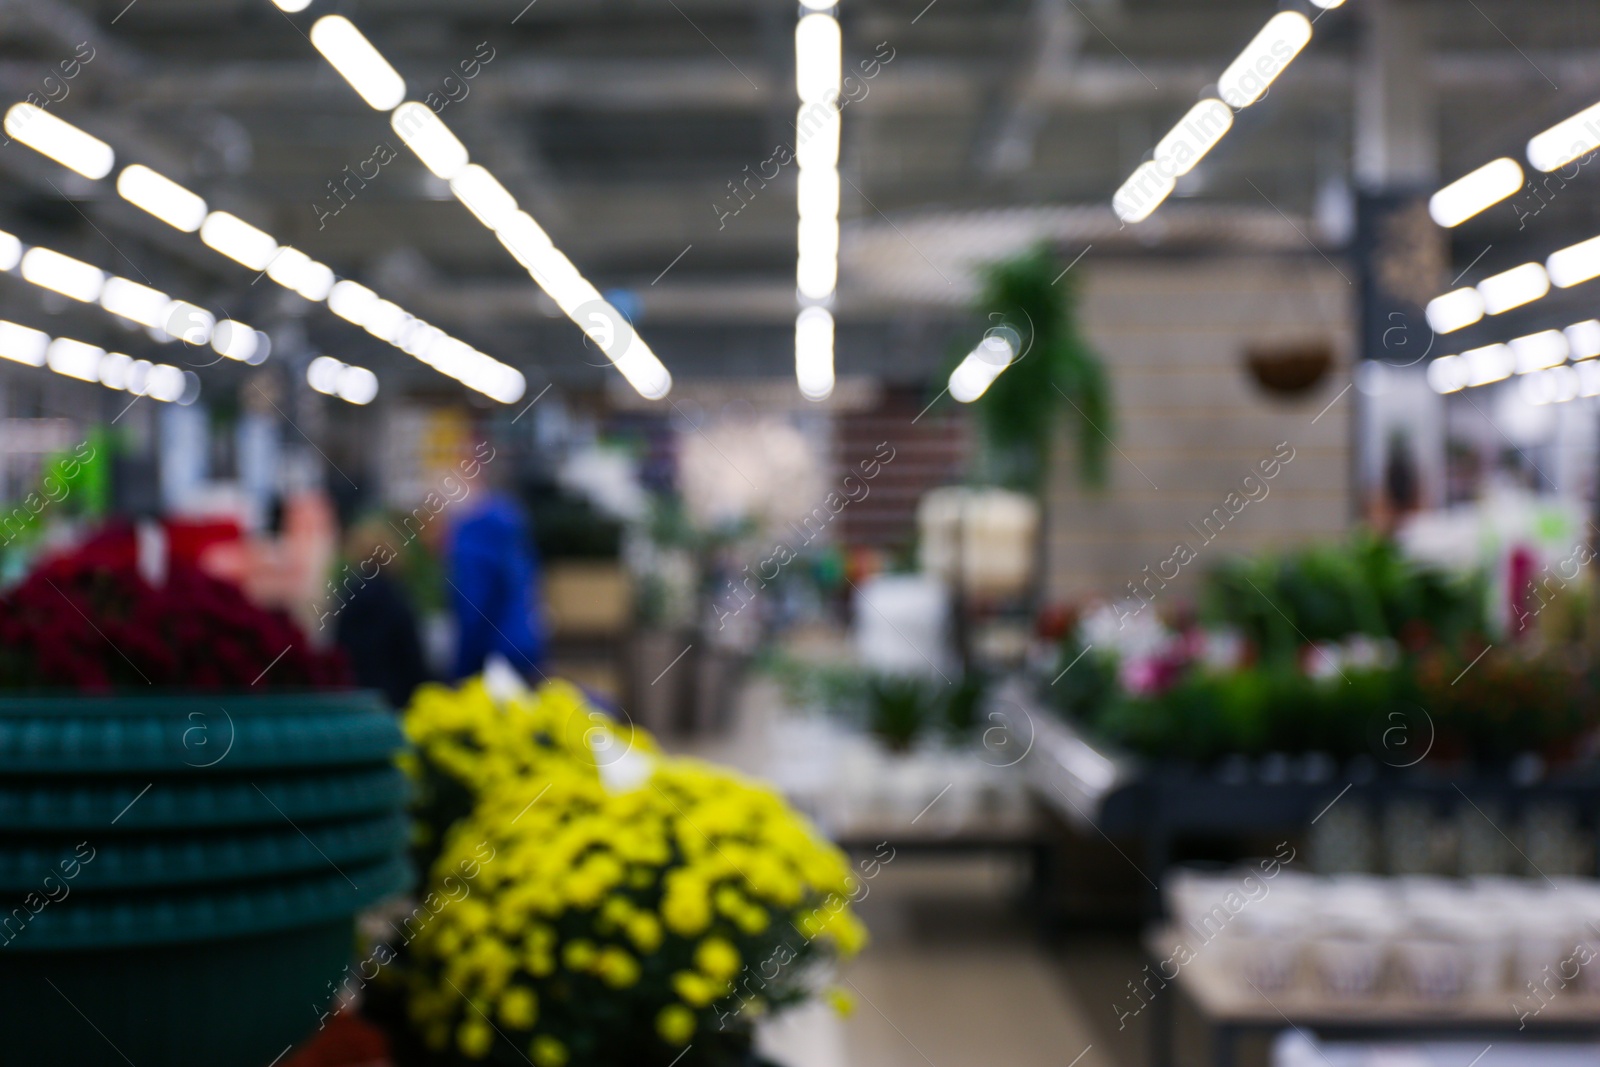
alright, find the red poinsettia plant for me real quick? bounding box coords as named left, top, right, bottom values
left=0, top=532, right=348, bottom=692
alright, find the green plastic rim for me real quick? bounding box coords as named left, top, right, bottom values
left=0, top=690, right=405, bottom=774
left=0, top=812, right=409, bottom=891
left=0, top=765, right=410, bottom=831
left=0, top=855, right=412, bottom=951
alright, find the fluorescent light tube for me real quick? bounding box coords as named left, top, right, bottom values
left=797, top=168, right=840, bottom=220
left=0, top=321, right=49, bottom=366
left=1510, top=329, right=1568, bottom=374
left=794, top=105, right=840, bottom=170
left=1217, top=12, right=1313, bottom=111
left=1425, top=287, right=1485, bottom=334
left=212, top=320, right=261, bottom=363
left=360, top=299, right=408, bottom=342
left=21, top=247, right=104, bottom=303
left=4, top=104, right=113, bottom=179
left=1477, top=262, right=1549, bottom=315
left=796, top=14, right=842, bottom=106
left=1463, top=343, right=1514, bottom=386
left=100, top=277, right=171, bottom=328
left=0, top=230, right=21, bottom=271
left=1426, top=355, right=1467, bottom=394
left=328, top=280, right=378, bottom=324
left=1564, top=319, right=1600, bottom=360
left=162, top=301, right=215, bottom=346
left=264, top=246, right=336, bottom=302
left=200, top=211, right=278, bottom=271
left=310, top=16, right=405, bottom=111
left=97, top=352, right=132, bottom=390
left=391, top=102, right=469, bottom=180
left=1580, top=359, right=1600, bottom=397
left=450, top=165, right=520, bottom=232
left=1546, top=234, right=1600, bottom=289
left=950, top=334, right=1017, bottom=403
left=797, top=253, right=838, bottom=301
left=1527, top=100, right=1600, bottom=173
left=1154, top=99, right=1234, bottom=178
left=47, top=338, right=103, bottom=382
left=337, top=365, right=379, bottom=405
left=307, top=356, right=343, bottom=395
left=1428, top=158, right=1523, bottom=228
left=1113, top=160, right=1176, bottom=224
left=144, top=364, right=187, bottom=403
left=795, top=306, right=835, bottom=401
left=117, top=165, right=207, bottom=232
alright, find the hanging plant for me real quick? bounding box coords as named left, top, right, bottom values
left=966, top=243, right=1112, bottom=492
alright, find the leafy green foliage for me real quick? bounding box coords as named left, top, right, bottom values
left=1203, top=533, right=1486, bottom=664
left=969, top=244, right=1112, bottom=492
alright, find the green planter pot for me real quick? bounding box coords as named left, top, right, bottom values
left=0, top=691, right=412, bottom=1065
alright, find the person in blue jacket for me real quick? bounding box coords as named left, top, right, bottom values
left=446, top=464, right=546, bottom=681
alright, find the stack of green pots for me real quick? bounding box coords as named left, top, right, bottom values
left=0, top=691, right=412, bottom=1066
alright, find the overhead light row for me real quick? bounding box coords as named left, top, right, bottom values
left=1112, top=5, right=1336, bottom=224
left=0, top=319, right=195, bottom=403
left=1424, top=234, right=1600, bottom=334
left=793, top=6, right=841, bottom=401
left=1426, top=318, right=1600, bottom=394
left=0, top=229, right=267, bottom=365
left=1428, top=97, right=1600, bottom=230
left=307, top=354, right=379, bottom=405
left=1, top=102, right=524, bottom=404
left=1519, top=361, right=1600, bottom=406
left=303, top=13, right=672, bottom=401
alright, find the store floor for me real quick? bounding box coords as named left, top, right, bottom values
left=755, top=855, right=1146, bottom=1067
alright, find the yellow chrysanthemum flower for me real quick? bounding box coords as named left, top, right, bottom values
left=656, top=1004, right=696, bottom=1046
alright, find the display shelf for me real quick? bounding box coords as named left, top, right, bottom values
left=1143, top=926, right=1600, bottom=1067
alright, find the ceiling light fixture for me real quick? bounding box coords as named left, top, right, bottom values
left=100, top=277, right=171, bottom=328
left=1477, top=262, right=1549, bottom=316
left=795, top=306, right=835, bottom=402
left=3, top=104, right=114, bottom=179
left=1565, top=320, right=1600, bottom=360
left=1509, top=329, right=1569, bottom=374
left=1526, top=100, right=1600, bottom=174
left=794, top=6, right=843, bottom=400
left=20, top=247, right=104, bottom=303
left=310, top=16, right=406, bottom=111
left=1546, top=233, right=1600, bottom=289
left=117, top=164, right=208, bottom=232
left=1428, top=158, right=1523, bottom=228
left=200, top=211, right=279, bottom=271
left=391, top=102, right=469, bottom=180
left=0, top=319, right=193, bottom=401
left=1217, top=12, right=1313, bottom=111
left=950, top=333, right=1017, bottom=403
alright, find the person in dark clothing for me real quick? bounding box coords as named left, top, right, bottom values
left=332, top=518, right=431, bottom=709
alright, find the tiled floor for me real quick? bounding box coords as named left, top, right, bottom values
left=756, top=855, right=1144, bottom=1067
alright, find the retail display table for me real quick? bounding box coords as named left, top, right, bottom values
left=1142, top=927, right=1600, bottom=1067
